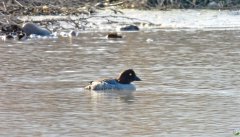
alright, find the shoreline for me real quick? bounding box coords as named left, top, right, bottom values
left=17, top=9, right=240, bottom=31
left=0, top=9, right=240, bottom=40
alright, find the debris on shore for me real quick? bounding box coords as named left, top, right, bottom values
left=1, top=0, right=240, bottom=40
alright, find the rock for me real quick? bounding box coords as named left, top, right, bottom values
left=207, top=1, right=219, bottom=9
left=17, top=32, right=27, bottom=40
left=1, top=24, right=22, bottom=33
left=95, top=2, right=106, bottom=8
left=22, top=23, right=51, bottom=36
left=120, top=25, right=139, bottom=31
left=59, top=30, right=78, bottom=37
left=107, top=32, right=122, bottom=38
left=69, top=30, right=77, bottom=37
left=1, top=35, right=14, bottom=41
left=59, top=32, right=68, bottom=37
left=0, top=24, right=25, bottom=41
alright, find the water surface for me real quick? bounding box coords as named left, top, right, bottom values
left=0, top=30, right=240, bottom=137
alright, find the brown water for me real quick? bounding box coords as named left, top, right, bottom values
left=0, top=30, right=240, bottom=137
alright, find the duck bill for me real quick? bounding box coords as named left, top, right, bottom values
left=134, top=76, right=141, bottom=81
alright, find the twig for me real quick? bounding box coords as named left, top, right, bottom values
left=2, top=2, right=7, bottom=12
left=160, top=0, right=165, bottom=7
left=0, top=20, right=6, bottom=24
left=108, top=0, right=128, bottom=6
left=90, top=15, right=158, bottom=25
left=14, top=0, right=24, bottom=7
left=68, top=16, right=81, bottom=29
left=185, top=0, right=200, bottom=8
left=5, top=17, right=9, bottom=24
left=110, top=8, right=124, bottom=14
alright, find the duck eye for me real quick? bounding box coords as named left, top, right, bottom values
left=129, top=73, right=132, bottom=76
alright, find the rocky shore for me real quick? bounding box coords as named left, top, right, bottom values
left=1, top=0, right=240, bottom=40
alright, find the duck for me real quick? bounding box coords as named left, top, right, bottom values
left=85, top=69, right=141, bottom=91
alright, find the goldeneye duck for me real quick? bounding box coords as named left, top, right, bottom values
left=85, top=69, right=141, bottom=91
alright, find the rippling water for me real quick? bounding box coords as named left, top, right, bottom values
left=0, top=30, right=240, bottom=137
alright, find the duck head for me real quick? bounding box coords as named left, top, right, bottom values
left=117, top=69, right=141, bottom=84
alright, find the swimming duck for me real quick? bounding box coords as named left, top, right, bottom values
left=85, top=69, right=141, bottom=91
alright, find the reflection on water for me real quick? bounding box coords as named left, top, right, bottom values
left=0, top=30, right=240, bottom=136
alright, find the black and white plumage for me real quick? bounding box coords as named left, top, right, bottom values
left=85, top=69, right=141, bottom=91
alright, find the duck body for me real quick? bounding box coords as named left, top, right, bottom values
left=85, top=69, right=141, bottom=91
left=86, top=79, right=136, bottom=91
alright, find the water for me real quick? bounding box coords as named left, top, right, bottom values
left=0, top=30, right=240, bottom=137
